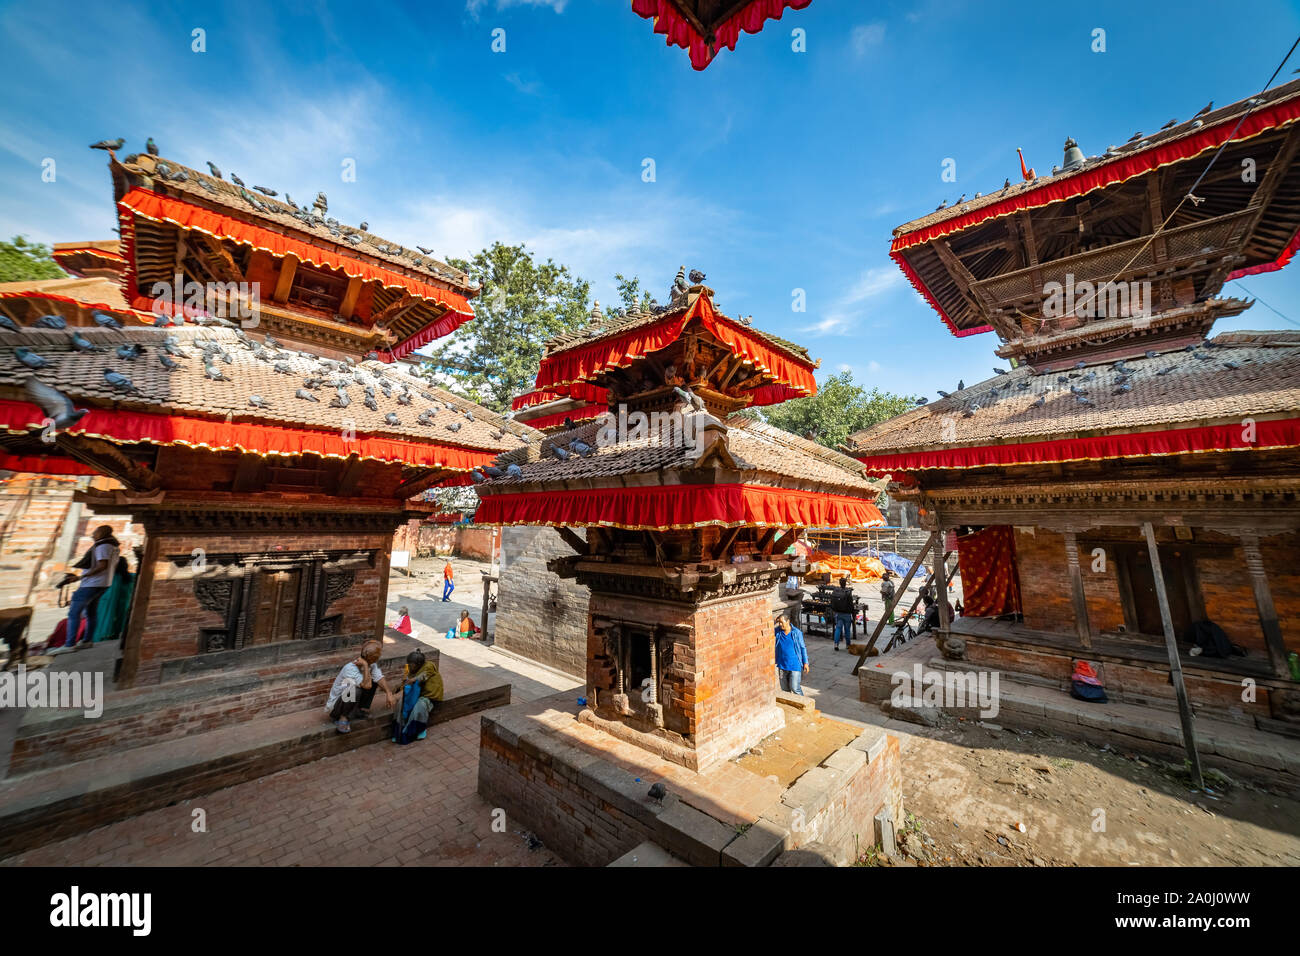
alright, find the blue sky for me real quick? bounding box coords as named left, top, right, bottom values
left=2, top=0, right=1299, bottom=400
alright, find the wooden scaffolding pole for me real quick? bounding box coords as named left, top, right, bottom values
left=1142, top=521, right=1204, bottom=790
left=852, top=531, right=938, bottom=675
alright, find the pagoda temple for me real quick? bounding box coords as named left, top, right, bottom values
left=850, top=81, right=1300, bottom=769
left=0, top=148, right=530, bottom=686
left=476, top=276, right=884, bottom=769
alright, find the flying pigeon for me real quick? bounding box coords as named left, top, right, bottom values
left=230, top=173, right=245, bottom=186
left=92, top=311, right=123, bottom=330
left=0, top=315, right=19, bottom=333
left=159, top=352, right=179, bottom=370
left=89, top=138, right=125, bottom=151
left=295, top=387, right=319, bottom=402
left=248, top=395, right=270, bottom=408
left=116, top=343, right=144, bottom=360
left=24, top=377, right=87, bottom=430
left=15, top=347, right=50, bottom=369
left=103, top=369, right=137, bottom=391
left=34, top=314, right=67, bottom=330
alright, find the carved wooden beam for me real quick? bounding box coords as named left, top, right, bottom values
left=272, top=253, right=298, bottom=303
left=339, top=276, right=364, bottom=319
left=54, top=434, right=161, bottom=491
left=370, top=291, right=418, bottom=329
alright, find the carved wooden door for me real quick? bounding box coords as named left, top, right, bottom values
left=251, top=569, right=301, bottom=645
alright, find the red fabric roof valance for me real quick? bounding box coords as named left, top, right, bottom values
left=535, top=294, right=815, bottom=405
left=516, top=404, right=606, bottom=431
left=0, top=400, right=499, bottom=472
left=474, top=482, right=882, bottom=530
left=117, top=188, right=475, bottom=320
left=856, top=417, right=1300, bottom=473
left=632, top=0, right=812, bottom=71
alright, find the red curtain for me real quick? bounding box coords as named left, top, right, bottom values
left=0, top=400, right=498, bottom=472
left=0, top=454, right=99, bottom=476
left=116, top=188, right=475, bottom=319
left=857, top=417, right=1300, bottom=473
left=631, top=0, right=812, bottom=71
left=534, top=293, right=816, bottom=405
left=511, top=387, right=611, bottom=411
left=474, top=482, right=882, bottom=530
left=956, top=526, right=1022, bottom=618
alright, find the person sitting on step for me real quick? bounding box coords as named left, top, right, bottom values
left=325, top=640, right=397, bottom=734
left=392, top=648, right=443, bottom=745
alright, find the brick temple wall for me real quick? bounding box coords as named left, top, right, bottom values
left=586, top=585, right=784, bottom=770
left=122, top=528, right=391, bottom=686
left=493, top=526, right=588, bottom=677
left=1012, top=526, right=1298, bottom=655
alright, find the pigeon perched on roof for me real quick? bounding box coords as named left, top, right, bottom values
left=274, top=362, right=293, bottom=375
left=384, top=412, right=400, bottom=426
left=417, top=246, right=432, bottom=255
left=159, top=352, right=179, bottom=371
left=34, top=314, right=67, bottom=330
left=956, top=380, right=965, bottom=391
left=295, top=388, right=319, bottom=402
left=470, top=469, right=485, bottom=483
left=915, top=397, right=928, bottom=405
left=364, top=395, right=379, bottom=411
left=396, top=390, right=412, bottom=406
left=1127, top=132, right=1143, bottom=143
left=116, top=344, right=144, bottom=360
left=203, top=361, right=228, bottom=381
left=206, top=161, right=223, bottom=179
left=992, top=368, right=1007, bottom=375
left=90, top=138, right=125, bottom=151
left=446, top=421, right=461, bottom=432
left=1194, top=101, right=1213, bottom=118
left=330, top=388, right=351, bottom=408
left=1031, top=394, right=1046, bottom=408
left=0, top=315, right=19, bottom=333
left=253, top=185, right=277, bottom=196
left=91, top=311, right=122, bottom=330
left=15, top=348, right=50, bottom=369
left=417, top=409, right=436, bottom=425
left=70, top=331, right=99, bottom=352
left=103, top=369, right=137, bottom=391
left=505, top=463, right=522, bottom=478
left=230, top=173, right=245, bottom=186
left=248, top=395, right=270, bottom=409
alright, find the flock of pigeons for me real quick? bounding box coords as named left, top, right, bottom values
left=910, top=341, right=1248, bottom=418
left=89, top=137, right=468, bottom=287
left=1, top=310, right=534, bottom=446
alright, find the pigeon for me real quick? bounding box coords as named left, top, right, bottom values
left=956, top=193, right=966, bottom=203
left=552, top=445, right=570, bottom=460
left=1075, top=395, right=1093, bottom=405
left=364, top=395, right=379, bottom=411
left=90, top=138, right=125, bottom=151
left=396, top=390, right=412, bottom=406
left=274, top=362, right=293, bottom=374
left=379, top=381, right=393, bottom=399
left=34, top=314, right=67, bottom=330
left=464, top=409, right=474, bottom=421
left=1224, top=360, right=1240, bottom=370
left=330, top=389, right=351, bottom=408
left=470, top=469, right=486, bottom=483
left=162, top=338, right=183, bottom=356
left=1113, top=382, right=1132, bottom=394
left=673, top=386, right=705, bottom=412
left=384, top=412, right=400, bottom=426
left=1160, top=119, right=1178, bottom=130
left=169, top=168, right=189, bottom=182
left=363, top=385, right=376, bottom=400
left=24, top=377, right=87, bottom=430
left=1069, top=385, right=1089, bottom=396
left=1127, top=132, right=1143, bottom=143
left=956, top=380, right=965, bottom=391
left=1194, top=101, right=1213, bottom=118
left=1016, top=381, right=1031, bottom=390
left=295, top=387, right=319, bottom=402
left=505, top=463, right=522, bottom=479
left=92, top=311, right=123, bottom=330
left=15, top=347, right=50, bottom=369
left=417, top=246, right=433, bottom=255
left=484, top=466, right=503, bottom=479
left=1156, top=367, right=1174, bottom=376
left=103, top=369, right=137, bottom=391
left=417, top=410, right=436, bottom=425
left=570, top=440, right=594, bottom=456
left=1113, top=360, right=1132, bottom=375
left=1003, top=178, right=1011, bottom=189
left=688, top=269, right=706, bottom=284
left=253, top=186, right=277, bottom=196
left=203, top=361, right=227, bottom=381
left=936, top=390, right=950, bottom=398
left=116, top=343, right=144, bottom=360
left=935, top=200, right=948, bottom=211
left=359, top=221, right=369, bottom=231
left=647, top=782, right=667, bottom=804
left=1030, top=394, right=1046, bottom=408
left=915, top=397, right=928, bottom=405
left=159, top=352, right=179, bottom=370
left=206, top=161, right=223, bottom=179
left=992, top=368, right=1007, bottom=375
left=70, top=331, right=99, bottom=352
left=248, top=395, right=270, bottom=408
left=446, top=421, right=461, bottom=433
left=0, top=315, right=19, bottom=333
left=230, top=173, right=245, bottom=186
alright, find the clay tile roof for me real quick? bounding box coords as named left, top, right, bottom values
left=0, top=323, right=534, bottom=453
left=481, top=411, right=877, bottom=495
left=893, top=77, right=1300, bottom=237
left=848, top=331, right=1300, bottom=455
left=121, top=154, right=476, bottom=295
left=0, top=276, right=130, bottom=311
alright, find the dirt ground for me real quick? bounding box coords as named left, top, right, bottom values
left=865, top=716, right=1300, bottom=867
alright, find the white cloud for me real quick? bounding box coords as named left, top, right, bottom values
left=466, top=0, right=568, bottom=17
left=504, top=72, right=543, bottom=96
left=851, top=23, right=886, bottom=56
left=802, top=266, right=904, bottom=337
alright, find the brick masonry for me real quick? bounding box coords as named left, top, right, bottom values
left=493, top=525, right=589, bottom=677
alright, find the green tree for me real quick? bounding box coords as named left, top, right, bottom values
left=420, top=242, right=591, bottom=412
left=752, top=371, right=915, bottom=451
left=613, top=273, right=653, bottom=311
left=0, top=235, right=65, bottom=283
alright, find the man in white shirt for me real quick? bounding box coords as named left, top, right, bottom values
left=325, top=639, right=397, bottom=734
left=65, top=525, right=120, bottom=649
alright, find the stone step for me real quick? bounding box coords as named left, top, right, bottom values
left=5, top=637, right=431, bottom=776
left=0, top=655, right=511, bottom=859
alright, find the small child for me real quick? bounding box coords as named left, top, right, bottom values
left=392, top=649, right=443, bottom=745
left=457, top=610, right=480, bottom=639
left=390, top=606, right=412, bottom=635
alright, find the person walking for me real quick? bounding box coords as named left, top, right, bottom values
left=65, top=525, right=120, bottom=650
left=441, top=560, right=455, bottom=602
left=830, top=576, right=855, bottom=651
left=880, top=571, right=897, bottom=625
left=774, top=614, right=809, bottom=695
